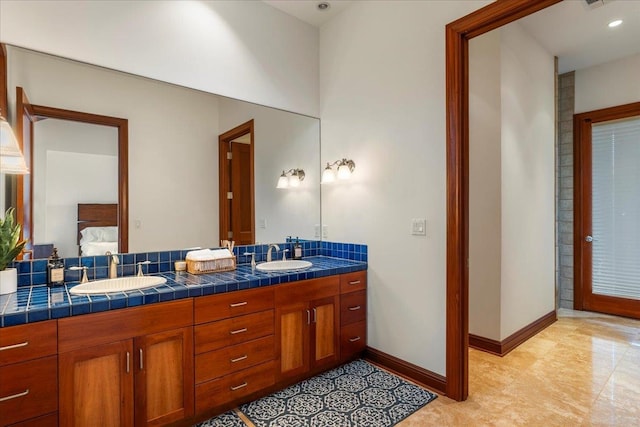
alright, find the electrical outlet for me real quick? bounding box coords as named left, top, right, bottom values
left=259, top=219, right=267, bottom=229
left=135, top=220, right=141, bottom=229
left=314, top=224, right=321, bottom=238
left=322, top=225, right=329, bottom=238
left=411, top=218, right=427, bottom=236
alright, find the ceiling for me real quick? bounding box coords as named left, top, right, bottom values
left=263, top=0, right=640, bottom=74
left=262, top=0, right=354, bottom=28
left=519, top=0, right=640, bottom=73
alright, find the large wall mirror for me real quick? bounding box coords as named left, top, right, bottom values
left=2, top=44, right=321, bottom=258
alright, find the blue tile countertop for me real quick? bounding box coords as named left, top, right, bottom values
left=0, top=256, right=366, bottom=327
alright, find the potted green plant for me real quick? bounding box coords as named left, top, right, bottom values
left=0, top=207, right=27, bottom=295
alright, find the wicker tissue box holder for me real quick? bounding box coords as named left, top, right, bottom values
left=186, top=256, right=236, bottom=274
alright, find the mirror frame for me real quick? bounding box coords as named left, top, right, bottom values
left=18, top=99, right=129, bottom=254
left=445, top=0, right=562, bottom=401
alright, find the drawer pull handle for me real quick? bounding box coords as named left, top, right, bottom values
left=139, top=349, right=144, bottom=370
left=230, top=328, right=248, bottom=335
left=230, top=301, right=248, bottom=307
left=0, top=389, right=29, bottom=402
left=349, top=280, right=361, bottom=285
left=126, top=352, right=130, bottom=373
left=348, top=305, right=361, bottom=311
left=349, top=336, right=361, bottom=342
left=231, top=355, right=248, bottom=363
left=230, top=382, right=248, bottom=391
left=0, top=341, right=29, bottom=351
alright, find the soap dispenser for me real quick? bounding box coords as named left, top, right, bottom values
left=47, top=247, right=64, bottom=287
left=293, top=237, right=303, bottom=260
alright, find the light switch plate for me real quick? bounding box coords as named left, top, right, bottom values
left=411, top=218, right=427, bottom=236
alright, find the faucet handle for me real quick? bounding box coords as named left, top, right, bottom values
left=282, top=249, right=290, bottom=261
left=137, top=261, right=151, bottom=277
left=69, top=266, right=89, bottom=283
left=243, top=252, right=256, bottom=268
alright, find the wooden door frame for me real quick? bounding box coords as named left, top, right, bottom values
left=16, top=92, right=129, bottom=253
left=445, top=0, right=562, bottom=401
left=218, top=119, right=255, bottom=244
left=574, top=102, right=640, bottom=319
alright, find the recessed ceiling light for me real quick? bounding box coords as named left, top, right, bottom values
left=317, top=2, right=330, bottom=11
left=608, top=19, right=623, bottom=28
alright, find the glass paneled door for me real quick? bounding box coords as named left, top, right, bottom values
left=575, top=103, right=640, bottom=319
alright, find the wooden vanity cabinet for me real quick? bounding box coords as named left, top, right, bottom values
left=275, top=276, right=340, bottom=381
left=339, top=271, right=367, bottom=361
left=57, top=299, right=194, bottom=427
left=194, top=287, right=275, bottom=414
left=0, top=320, right=58, bottom=427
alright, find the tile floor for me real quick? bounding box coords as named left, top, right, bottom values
left=400, top=309, right=640, bottom=426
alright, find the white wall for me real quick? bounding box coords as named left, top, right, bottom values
left=45, top=151, right=118, bottom=258
left=7, top=46, right=222, bottom=253
left=468, top=23, right=556, bottom=342
left=575, top=53, right=640, bottom=114
left=499, top=23, right=555, bottom=339
left=218, top=98, right=321, bottom=243
left=0, top=0, right=319, bottom=117
left=320, top=0, right=490, bottom=376
left=469, top=30, right=503, bottom=341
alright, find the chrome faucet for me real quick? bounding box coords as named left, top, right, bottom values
left=266, top=244, right=280, bottom=262
left=106, top=251, right=119, bottom=279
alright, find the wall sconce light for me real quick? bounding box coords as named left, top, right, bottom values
left=0, top=113, right=30, bottom=175
left=276, top=168, right=305, bottom=189
left=321, top=158, right=355, bottom=184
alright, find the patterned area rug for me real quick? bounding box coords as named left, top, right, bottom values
left=197, top=410, right=247, bottom=427
left=240, top=359, right=437, bottom=427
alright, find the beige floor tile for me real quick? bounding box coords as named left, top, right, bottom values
left=399, top=310, right=640, bottom=426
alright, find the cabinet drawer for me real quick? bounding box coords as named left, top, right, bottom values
left=195, top=310, right=274, bottom=354
left=6, top=412, right=58, bottom=427
left=0, top=321, right=57, bottom=366
left=341, top=321, right=366, bottom=360
left=0, top=356, right=58, bottom=426
left=58, top=299, right=193, bottom=353
left=195, top=287, right=274, bottom=324
left=340, top=271, right=367, bottom=294
left=195, top=361, right=275, bottom=413
left=196, top=335, right=274, bottom=383
left=340, top=290, right=366, bottom=326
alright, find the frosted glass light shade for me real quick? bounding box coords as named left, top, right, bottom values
left=321, top=166, right=335, bottom=184
left=276, top=173, right=289, bottom=189
left=0, top=116, right=29, bottom=175
left=337, top=163, right=351, bottom=180
left=288, top=174, right=300, bottom=187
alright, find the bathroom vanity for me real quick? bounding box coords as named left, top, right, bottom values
left=0, top=257, right=366, bottom=426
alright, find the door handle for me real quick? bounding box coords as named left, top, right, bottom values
left=585, top=235, right=594, bottom=243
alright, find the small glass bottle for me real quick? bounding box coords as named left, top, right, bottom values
left=47, top=247, right=65, bottom=287
left=293, top=237, right=303, bottom=260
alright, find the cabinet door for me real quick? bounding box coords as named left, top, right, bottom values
left=134, top=327, right=194, bottom=427
left=276, top=301, right=309, bottom=379
left=311, top=295, right=340, bottom=370
left=59, top=340, right=134, bottom=427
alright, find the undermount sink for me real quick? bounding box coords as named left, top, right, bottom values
left=69, top=276, right=167, bottom=295
left=256, top=260, right=312, bottom=272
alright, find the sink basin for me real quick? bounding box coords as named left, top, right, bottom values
left=69, top=276, right=167, bottom=295
left=256, top=260, right=312, bottom=272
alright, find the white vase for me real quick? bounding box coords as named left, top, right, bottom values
left=0, top=268, right=18, bottom=295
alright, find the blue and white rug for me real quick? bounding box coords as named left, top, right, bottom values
left=240, top=359, right=437, bottom=427
left=197, top=410, right=247, bottom=427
